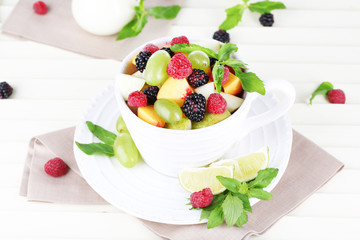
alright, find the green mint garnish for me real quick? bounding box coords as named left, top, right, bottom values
left=248, top=1, right=286, bottom=15
left=192, top=168, right=279, bottom=229
left=86, top=121, right=117, bottom=145
left=217, top=43, right=238, bottom=61
left=170, top=43, right=218, bottom=59
left=309, top=82, right=334, bottom=104
left=117, top=0, right=181, bottom=40
left=212, top=62, right=224, bottom=93
left=75, top=142, right=114, bottom=157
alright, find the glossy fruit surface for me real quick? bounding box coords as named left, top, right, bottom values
left=116, top=116, right=128, bottom=133
left=144, top=50, right=171, bottom=86
left=113, top=133, right=139, bottom=168
left=187, top=50, right=210, bottom=71
left=154, top=99, right=183, bottom=123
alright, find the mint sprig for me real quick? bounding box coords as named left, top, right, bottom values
left=309, top=82, right=334, bottom=105
left=219, top=0, right=286, bottom=30
left=191, top=168, right=279, bottom=229
left=117, top=0, right=181, bottom=40
left=170, top=43, right=265, bottom=95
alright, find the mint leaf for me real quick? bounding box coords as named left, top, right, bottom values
left=248, top=168, right=279, bottom=189
left=200, top=209, right=211, bottom=221
left=148, top=5, right=181, bottom=19
left=236, top=211, right=248, bottom=227
left=221, top=58, right=247, bottom=70
left=219, top=4, right=245, bottom=31
left=222, top=193, right=243, bottom=227
left=218, top=43, right=238, bottom=62
left=232, top=193, right=252, bottom=212
left=170, top=44, right=218, bottom=59
left=207, top=205, right=224, bottom=229
left=212, top=62, right=224, bottom=93
left=248, top=188, right=273, bottom=200
left=236, top=71, right=265, bottom=95
left=309, top=82, right=334, bottom=104
left=203, top=193, right=226, bottom=211
left=86, top=121, right=116, bottom=145
left=116, top=16, right=143, bottom=40
left=248, top=1, right=286, bottom=15
left=75, top=142, right=114, bottom=157
left=216, top=176, right=241, bottom=193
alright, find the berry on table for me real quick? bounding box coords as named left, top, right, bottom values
left=160, top=47, right=175, bottom=57
left=328, top=89, right=346, bottom=104
left=44, top=158, right=68, bottom=177
left=170, top=36, right=190, bottom=46
left=0, top=81, right=13, bottom=99
left=259, top=13, right=274, bottom=27
left=135, top=50, right=152, bottom=73
left=143, top=44, right=159, bottom=54
left=182, top=93, right=206, bottom=122
left=187, top=69, right=209, bottom=88
left=167, top=53, right=193, bottom=79
left=128, top=91, right=148, bottom=107
left=207, top=93, right=227, bottom=114
left=190, top=188, right=213, bottom=208
left=213, top=30, right=230, bottom=43
left=143, top=86, right=159, bottom=105
left=33, top=1, right=48, bottom=15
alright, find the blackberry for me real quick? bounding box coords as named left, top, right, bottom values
left=209, top=57, right=217, bottom=67
left=259, top=13, right=274, bottom=27
left=187, top=69, right=209, bottom=88
left=0, top=82, right=13, bottom=99
left=143, top=86, right=159, bottom=105
left=182, top=93, right=206, bottom=122
left=213, top=30, right=230, bottom=43
left=135, top=50, right=152, bottom=73
left=160, top=47, right=175, bottom=57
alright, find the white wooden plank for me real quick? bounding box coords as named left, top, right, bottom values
left=324, top=147, right=360, bottom=169
left=0, top=140, right=29, bottom=164
left=0, top=211, right=161, bottom=239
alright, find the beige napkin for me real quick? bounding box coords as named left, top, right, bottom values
left=2, top=0, right=181, bottom=61
left=20, top=127, right=343, bottom=239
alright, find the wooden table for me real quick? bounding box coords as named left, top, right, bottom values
left=0, top=0, right=359, bottom=239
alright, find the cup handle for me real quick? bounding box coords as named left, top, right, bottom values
left=241, top=78, right=296, bottom=136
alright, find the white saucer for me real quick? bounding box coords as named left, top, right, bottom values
left=73, top=83, right=292, bottom=225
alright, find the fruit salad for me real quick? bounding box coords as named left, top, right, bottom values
left=118, top=36, right=265, bottom=130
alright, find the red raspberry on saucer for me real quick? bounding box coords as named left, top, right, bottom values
left=190, top=188, right=213, bottom=208
left=33, top=1, right=48, bottom=15
left=171, top=36, right=190, bottom=46
left=328, top=89, right=346, bottom=104
left=44, top=158, right=68, bottom=177
left=128, top=91, right=147, bottom=107
left=167, top=53, right=192, bottom=79
left=207, top=93, right=227, bottom=114
left=143, top=44, right=159, bottom=54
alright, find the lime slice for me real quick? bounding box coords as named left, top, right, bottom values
left=210, top=146, right=269, bottom=182
left=178, top=166, right=233, bottom=194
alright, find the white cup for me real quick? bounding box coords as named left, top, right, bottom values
left=115, top=37, right=296, bottom=177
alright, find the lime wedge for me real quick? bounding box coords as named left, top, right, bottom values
left=210, top=146, right=269, bottom=182
left=178, top=166, right=233, bottom=194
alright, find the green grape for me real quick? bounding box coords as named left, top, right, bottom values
left=144, top=50, right=171, bottom=86
left=154, top=99, right=183, bottom=123
left=187, top=50, right=210, bottom=71
left=113, top=133, right=139, bottom=168
left=116, top=116, right=128, bottom=133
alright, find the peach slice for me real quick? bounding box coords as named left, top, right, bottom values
left=223, top=73, right=243, bottom=96
left=157, top=77, right=193, bottom=107
left=138, top=106, right=165, bottom=127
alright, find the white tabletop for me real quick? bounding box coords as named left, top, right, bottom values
left=1, top=0, right=359, bottom=239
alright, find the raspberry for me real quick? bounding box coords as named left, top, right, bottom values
left=170, top=36, right=190, bottom=46
left=213, top=30, right=230, bottom=43
left=187, top=69, right=209, bottom=88
left=128, top=91, right=147, bottom=107
left=182, top=93, right=206, bottom=122
left=143, top=44, right=159, bottom=54
left=44, top=158, right=68, bottom=177
left=260, top=13, right=274, bottom=27
left=190, top=188, right=213, bottom=208
left=135, top=50, right=152, bottom=73
left=160, top=47, right=175, bottom=57
left=207, top=93, right=227, bottom=114
left=143, top=86, right=159, bottom=105
left=33, top=1, right=48, bottom=15
left=167, top=53, right=193, bottom=79
left=328, top=89, right=346, bottom=104
left=222, top=66, right=230, bottom=84
left=0, top=82, right=13, bottom=99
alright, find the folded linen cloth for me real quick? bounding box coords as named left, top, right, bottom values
left=2, top=0, right=180, bottom=61
left=20, top=127, right=344, bottom=239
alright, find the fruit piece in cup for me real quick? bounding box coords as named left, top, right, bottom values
left=119, top=36, right=248, bottom=130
